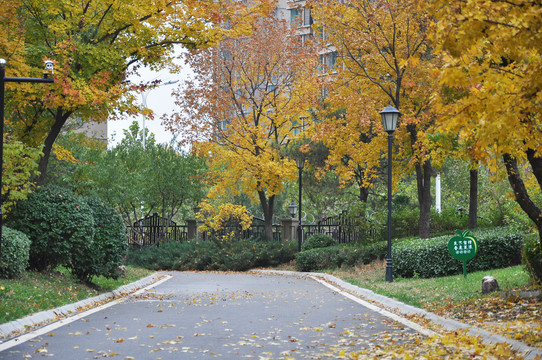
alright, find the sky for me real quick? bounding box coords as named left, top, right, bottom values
left=107, top=53, right=193, bottom=148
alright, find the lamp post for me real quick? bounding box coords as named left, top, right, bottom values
left=296, top=156, right=305, bottom=252
left=0, top=59, right=54, bottom=259
left=141, top=79, right=179, bottom=149
left=380, top=104, right=400, bottom=283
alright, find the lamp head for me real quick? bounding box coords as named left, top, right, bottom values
left=288, top=202, right=298, bottom=218
left=380, top=104, right=400, bottom=133
left=43, top=60, right=54, bottom=77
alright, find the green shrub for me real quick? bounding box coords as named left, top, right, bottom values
left=522, top=234, right=542, bottom=284
left=295, top=241, right=387, bottom=272
left=393, top=227, right=523, bottom=278
left=6, top=185, right=95, bottom=272
left=0, top=227, right=31, bottom=279
left=126, top=239, right=296, bottom=271
left=301, top=233, right=338, bottom=251
left=70, top=197, right=128, bottom=282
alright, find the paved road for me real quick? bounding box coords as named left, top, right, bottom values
left=0, top=272, right=420, bottom=359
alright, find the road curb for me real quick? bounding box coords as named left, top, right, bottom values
left=254, top=269, right=542, bottom=360
left=0, top=272, right=163, bottom=342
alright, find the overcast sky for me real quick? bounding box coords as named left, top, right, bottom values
left=107, top=52, right=192, bottom=148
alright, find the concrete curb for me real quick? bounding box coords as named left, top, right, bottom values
left=0, top=272, right=163, bottom=341
left=254, top=269, right=542, bottom=360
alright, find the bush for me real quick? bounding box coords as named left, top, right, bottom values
left=295, top=241, right=387, bottom=272
left=393, top=227, right=523, bottom=278
left=6, top=185, right=95, bottom=272
left=0, top=227, right=31, bottom=279
left=301, top=233, right=337, bottom=251
left=126, top=239, right=296, bottom=271
left=70, top=197, right=128, bottom=282
left=522, top=234, right=542, bottom=284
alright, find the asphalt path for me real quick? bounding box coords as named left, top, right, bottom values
left=0, top=272, right=422, bottom=359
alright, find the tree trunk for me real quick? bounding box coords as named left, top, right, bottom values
left=359, top=186, right=369, bottom=203
left=416, top=160, right=432, bottom=239
left=37, top=109, right=71, bottom=185
left=258, top=191, right=275, bottom=242
left=468, top=168, right=478, bottom=229
left=503, top=153, right=542, bottom=247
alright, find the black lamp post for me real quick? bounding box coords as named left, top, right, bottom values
left=296, top=156, right=305, bottom=252
left=380, top=104, right=400, bottom=283
left=0, top=59, right=54, bottom=259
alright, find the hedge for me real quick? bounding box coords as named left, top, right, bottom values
left=127, top=239, right=297, bottom=271
left=0, top=227, right=31, bottom=279
left=295, top=241, right=387, bottom=272
left=301, top=233, right=337, bottom=251
left=393, top=227, right=523, bottom=278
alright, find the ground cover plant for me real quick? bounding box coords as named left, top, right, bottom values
left=0, top=266, right=152, bottom=324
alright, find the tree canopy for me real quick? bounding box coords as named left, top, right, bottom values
left=1, top=0, right=266, bottom=184
left=166, top=9, right=320, bottom=241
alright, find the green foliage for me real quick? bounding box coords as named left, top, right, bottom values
left=522, top=234, right=542, bottom=284
left=126, top=239, right=296, bottom=271
left=1, top=140, right=41, bottom=215
left=6, top=185, right=95, bottom=272
left=301, top=233, right=338, bottom=251
left=0, top=227, right=31, bottom=279
left=71, top=197, right=128, bottom=282
left=61, top=123, right=206, bottom=236
left=393, top=227, right=523, bottom=278
left=295, top=241, right=387, bottom=272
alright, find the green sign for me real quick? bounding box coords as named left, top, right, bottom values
left=448, top=229, right=478, bottom=278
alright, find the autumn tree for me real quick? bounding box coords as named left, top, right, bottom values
left=165, top=9, right=320, bottom=241
left=431, top=0, right=542, bottom=244
left=1, top=0, right=263, bottom=184
left=312, top=0, right=438, bottom=238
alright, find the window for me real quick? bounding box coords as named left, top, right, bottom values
left=320, top=51, right=338, bottom=72
left=290, top=7, right=312, bottom=27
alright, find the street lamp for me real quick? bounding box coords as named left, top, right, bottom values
left=0, top=58, right=54, bottom=259
left=141, top=79, right=179, bottom=149
left=288, top=202, right=297, bottom=219
left=296, top=155, right=305, bottom=252
left=380, top=104, right=400, bottom=282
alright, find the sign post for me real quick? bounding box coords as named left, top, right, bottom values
left=448, top=229, right=478, bottom=279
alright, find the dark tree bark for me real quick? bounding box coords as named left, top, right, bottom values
left=416, top=160, right=432, bottom=239
left=503, top=153, right=542, bottom=246
left=468, top=168, right=478, bottom=230
left=36, top=109, right=72, bottom=185
left=258, top=191, right=275, bottom=242
left=408, top=123, right=432, bottom=238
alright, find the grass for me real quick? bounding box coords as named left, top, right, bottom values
left=0, top=266, right=153, bottom=324
left=328, top=260, right=532, bottom=310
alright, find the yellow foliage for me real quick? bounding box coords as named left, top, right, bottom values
left=197, top=201, right=253, bottom=233
left=52, top=144, right=77, bottom=164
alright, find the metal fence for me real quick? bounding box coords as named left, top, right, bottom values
left=303, top=211, right=377, bottom=244
left=127, top=213, right=188, bottom=247
left=126, top=211, right=376, bottom=247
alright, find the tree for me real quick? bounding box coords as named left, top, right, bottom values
left=312, top=0, right=439, bottom=238
left=165, top=9, right=320, bottom=241
left=431, top=0, right=542, bottom=244
left=66, top=123, right=207, bottom=245
left=2, top=0, right=264, bottom=184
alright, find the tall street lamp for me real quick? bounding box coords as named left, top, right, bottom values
left=296, top=155, right=305, bottom=252
left=141, top=79, right=179, bottom=149
left=0, top=59, right=54, bottom=259
left=380, top=104, right=400, bottom=283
